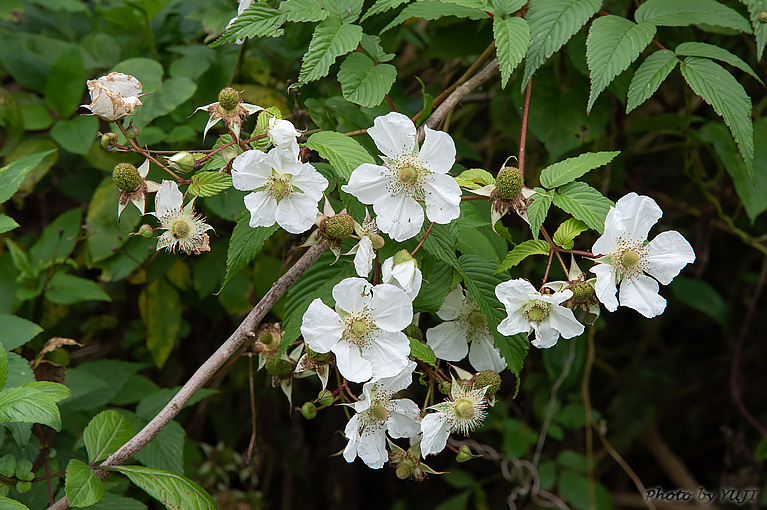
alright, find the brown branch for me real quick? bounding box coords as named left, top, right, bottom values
left=46, top=243, right=327, bottom=510
left=518, top=79, right=533, bottom=177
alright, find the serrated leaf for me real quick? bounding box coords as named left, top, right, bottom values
left=381, top=1, right=489, bottom=33
left=22, top=382, right=71, bottom=403
left=279, top=0, right=328, bottom=22
left=491, top=0, right=525, bottom=16
left=211, top=3, right=285, bottom=47
left=223, top=211, right=279, bottom=291
left=743, top=0, right=767, bottom=61
left=134, top=420, right=185, bottom=474
left=626, top=49, right=679, bottom=113
left=635, top=0, right=752, bottom=33
left=409, top=337, right=437, bottom=366
left=324, top=0, right=365, bottom=22
left=66, top=459, right=105, bottom=508
left=539, top=151, right=620, bottom=189
left=527, top=188, right=553, bottom=241
left=522, top=0, right=602, bottom=91
left=360, top=34, right=395, bottom=63
left=108, top=465, right=217, bottom=510
left=552, top=181, right=614, bottom=234
left=413, top=261, right=456, bottom=313
left=338, top=53, right=397, bottom=108
left=0, top=214, right=19, bottom=234
left=423, top=221, right=460, bottom=268
left=298, top=18, right=363, bottom=84
left=0, top=497, right=30, bottom=510
left=552, top=218, right=588, bottom=250
left=494, top=16, right=530, bottom=88
left=586, top=16, right=656, bottom=113
left=139, top=278, right=181, bottom=369
left=680, top=57, right=754, bottom=181
left=496, top=240, right=549, bottom=273
left=455, top=168, right=495, bottom=190
left=306, top=131, right=375, bottom=181
left=83, top=410, right=134, bottom=464
left=0, top=386, right=62, bottom=431
left=0, top=149, right=58, bottom=204
left=675, top=42, right=762, bottom=85
left=46, top=272, right=112, bottom=305
left=188, top=172, right=232, bottom=198
left=0, top=313, right=43, bottom=351
left=361, top=0, right=410, bottom=21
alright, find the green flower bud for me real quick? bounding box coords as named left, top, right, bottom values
left=137, top=224, right=154, bottom=238
left=301, top=402, right=317, bottom=419
left=124, top=125, right=140, bottom=139
left=474, top=370, right=501, bottom=398
left=218, top=87, right=241, bottom=114
left=168, top=152, right=195, bottom=173
left=456, top=445, right=473, bottom=463
left=569, top=280, right=594, bottom=304
left=392, top=248, right=417, bottom=268
left=322, top=214, right=355, bottom=240
left=317, top=389, right=334, bottom=407
left=265, top=356, right=292, bottom=377
left=495, top=166, right=523, bottom=200
left=307, top=346, right=330, bottom=363
left=113, top=162, right=142, bottom=192
left=101, top=132, right=118, bottom=150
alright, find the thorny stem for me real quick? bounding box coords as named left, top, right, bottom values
left=46, top=243, right=327, bottom=510
left=518, top=79, right=533, bottom=177
left=115, top=121, right=182, bottom=182
left=411, top=222, right=434, bottom=256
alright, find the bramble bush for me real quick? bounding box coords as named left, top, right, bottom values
left=1, top=0, right=766, bottom=509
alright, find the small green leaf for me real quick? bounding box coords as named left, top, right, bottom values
left=0, top=213, right=19, bottom=234
left=626, top=49, right=679, bottom=113
left=0, top=149, right=58, bottom=204
left=744, top=1, right=767, bottom=61
left=46, top=272, right=112, bottom=305
left=188, top=171, right=233, bottom=198
left=306, top=131, right=375, bottom=181
left=409, top=337, right=437, bottom=367
left=278, top=0, right=328, bottom=22
left=0, top=497, right=30, bottom=509
left=496, top=240, right=550, bottom=273
left=139, top=278, right=181, bottom=369
left=454, top=169, right=495, bottom=190
left=539, top=151, right=620, bottom=189
left=108, top=465, right=217, bottom=510
left=298, top=18, right=363, bottom=84
left=675, top=42, right=762, bottom=85
left=66, top=459, right=105, bottom=508
left=0, top=343, right=7, bottom=391
left=339, top=53, right=397, bottom=108
left=0, top=386, right=62, bottom=431
left=414, top=76, right=433, bottom=124
left=494, top=16, right=530, bottom=88
left=50, top=115, right=99, bottom=155
left=211, top=3, right=286, bottom=47
left=635, top=0, right=752, bottom=33
left=359, top=34, right=395, bottom=62
left=45, top=45, right=86, bottom=117
left=527, top=188, right=553, bottom=241
left=22, top=382, right=71, bottom=403
left=381, top=1, right=489, bottom=33
left=552, top=181, right=614, bottom=234
left=0, top=313, right=43, bottom=351
left=552, top=218, right=588, bottom=250
left=361, top=0, right=409, bottom=21
left=223, top=211, right=279, bottom=291
left=84, top=410, right=134, bottom=464
left=669, top=277, right=729, bottom=327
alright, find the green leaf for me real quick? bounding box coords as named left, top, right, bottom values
left=0, top=343, right=6, bottom=391
left=496, top=240, right=549, bottom=273
left=409, top=337, right=437, bottom=367
left=521, top=0, right=602, bottom=91
left=338, top=53, right=397, bottom=108
left=324, top=0, right=364, bottom=22
left=669, top=277, right=729, bottom=327
left=211, top=3, right=286, bottom=47
left=552, top=182, right=614, bottom=234
left=3, top=352, right=34, bottom=389
left=359, top=34, right=395, bottom=62
left=0, top=213, right=19, bottom=234
left=743, top=0, right=767, bottom=61
left=0, top=313, right=43, bottom=351
left=86, top=177, right=141, bottom=265
left=29, top=207, right=82, bottom=274
left=455, top=168, right=495, bottom=190
left=586, top=16, right=655, bottom=113
left=756, top=435, right=767, bottom=462
left=108, top=465, right=217, bottom=510
left=46, top=272, right=112, bottom=305
left=0, top=88, right=23, bottom=157
left=0, top=386, right=62, bottom=431
left=361, top=0, right=409, bottom=21
left=0, top=496, right=30, bottom=509
left=188, top=172, right=232, bottom=198
left=279, top=0, right=328, bottom=22
left=111, top=58, right=163, bottom=93
left=680, top=57, right=754, bottom=181
left=50, top=115, right=99, bottom=155
left=83, top=410, right=134, bottom=464
left=423, top=221, right=460, bottom=268
left=139, top=278, right=181, bottom=369
left=22, top=381, right=71, bottom=402
left=493, top=16, right=530, bottom=88
left=381, top=1, right=489, bottom=33
left=626, top=49, right=679, bottom=113
left=306, top=131, right=375, bottom=181
left=0, top=149, right=58, bottom=204
left=66, top=459, right=105, bottom=508
left=44, top=45, right=86, bottom=117
left=491, top=0, right=525, bottom=16
left=134, top=420, right=185, bottom=474
left=222, top=211, right=279, bottom=291
left=635, top=0, right=752, bottom=33
left=552, top=218, right=588, bottom=250
left=539, top=151, right=620, bottom=189
left=298, top=18, right=363, bottom=84
left=675, top=42, right=762, bottom=85
left=558, top=471, right=612, bottom=510
left=413, top=261, right=457, bottom=313
left=133, top=77, right=197, bottom=129
left=527, top=188, right=553, bottom=241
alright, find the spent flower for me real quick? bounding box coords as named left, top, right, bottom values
left=114, top=160, right=160, bottom=219
left=194, top=87, right=263, bottom=140
left=152, top=180, right=213, bottom=255
left=82, top=72, right=143, bottom=122
left=420, top=382, right=488, bottom=457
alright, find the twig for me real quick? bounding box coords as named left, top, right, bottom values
left=411, top=222, right=434, bottom=256
left=46, top=244, right=327, bottom=510
left=518, top=79, right=533, bottom=177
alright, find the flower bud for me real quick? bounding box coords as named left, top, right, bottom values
left=317, top=389, right=334, bottom=407
left=300, top=402, right=317, bottom=419
left=218, top=87, right=241, bottom=114
left=392, top=248, right=417, bottom=268
left=137, top=224, right=154, bottom=238
left=369, top=234, right=385, bottom=249
left=168, top=152, right=195, bottom=173
left=101, top=132, right=118, bottom=150
left=495, top=167, right=523, bottom=200
left=265, top=356, right=292, bottom=377
left=322, top=213, right=355, bottom=240
left=125, top=125, right=140, bottom=139
left=456, top=445, right=473, bottom=463
left=759, top=11, right=767, bottom=23
left=113, top=162, right=142, bottom=192
left=474, top=370, right=501, bottom=398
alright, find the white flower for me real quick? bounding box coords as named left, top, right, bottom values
left=82, top=72, right=142, bottom=122
left=426, top=286, right=506, bottom=372
left=231, top=145, right=328, bottom=234
left=381, top=250, right=421, bottom=300
left=341, top=112, right=461, bottom=242
left=495, top=279, right=584, bottom=349
left=343, top=361, right=421, bottom=469
left=226, top=0, right=254, bottom=44
left=590, top=193, right=695, bottom=318
left=345, top=211, right=382, bottom=277
left=267, top=116, right=300, bottom=151
left=300, top=278, right=413, bottom=383
left=420, top=384, right=488, bottom=458
left=152, top=180, right=213, bottom=255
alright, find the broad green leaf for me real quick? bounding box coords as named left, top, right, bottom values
left=0, top=497, right=30, bottom=509
left=527, top=189, right=552, bottom=241
left=109, top=465, right=217, bottom=510
left=211, top=3, right=286, bottom=47
left=111, top=58, right=163, bottom=95
left=66, top=459, right=105, bottom=508
left=223, top=211, right=279, bottom=291
left=361, top=0, right=409, bottom=21
left=552, top=218, right=588, bottom=250
left=496, top=239, right=549, bottom=273
left=381, top=1, right=489, bottom=33
left=188, top=171, right=232, bottom=198
left=0, top=149, right=58, bottom=204
left=134, top=420, right=185, bottom=474
left=440, top=0, right=486, bottom=9
left=338, top=53, right=397, bottom=108
left=675, top=42, right=762, bottom=85
left=670, top=277, right=729, bottom=327
left=85, top=492, right=147, bottom=510
left=558, top=471, right=613, bottom=510
left=279, top=0, right=328, bottom=22
left=29, top=207, right=82, bottom=274
left=324, top=0, right=364, bottom=21
left=133, top=77, right=197, bottom=129
left=3, top=352, right=34, bottom=389
left=46, top=272, right=112, bottom=305
left=135, top=387, right=218, bottom=419
left=50, top=115, right=99, bottom=155
left=409, top=337, right=437, bottom=366
left=586, top=16, right=656, bottom=113
left=491, top=0, right=525, bottom=16
left=0, top=343, right=6, bottom=390
left=552, top=181, right=614, bottom=234
left=86, top=177, right=141, bottom=265
left=0, top=214, right=19, bottom=234
left=298, top=19, right=363, bottom=84
left=413, top=261, right=457, bottom=313
left=0, top=313, right=43, bottom=351
left=0, top=386, right=62, bottom=431
left=139, top=278, right=181, bottom=369
left=423, top=221, right=460, bottom=268
left=359, top=34, right=395, bottom=63
left=539, top=151, right=620, bottom=189
left=743, top=0, right=767, bottom=61
left=22, top=382, right=71, bottom=402
left=84, top=410, right=134, bottom=464
left=45, top=45, right=86, bottom=117
left=521, top=0, right=602, bottom=91
left=493, top=16, right=530, bottom=88
left=0, top=88, right=23, bottom=157
left=455, top=169, right=495, bottom=190
left=626, top=49, right=678, bottom=113
left=306, top=131, right=375, bottom=181
left=635, top=0, right=752, bottom=33
left=681, top=57, right=754, bottom=181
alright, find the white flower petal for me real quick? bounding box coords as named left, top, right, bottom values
left=547, top=305, right=585, bottom=339
left=495, top=279, right=538, bottom=311
left=243, top=191, right=277, bottom=228
left=341, top=163, right=389, bottom=205
left=619, top=274, right=666, bottom=318
left=291, top=163, right=329, bottom=201
left=418, top=125, right=456, bottom=174
left=333, top=341, right=373, bottom=383
left=353, top=236, right=375, bottom=277
left=437, top=286, right=468, bottom=321
left=387, top=399, right=421, bottom=438
left=645, top=230, right=695, bottom=285
left=368, top=112, right=417, bottom=159
left=332, top=277, right=373, bottom=314
left=363, top=330, right=410, bottom=379
left=381, top=258, right=422, bottom=300
left=301, top=299, right=344, bottom=353
left=356, top=428, right=388, bottom=469
left=468, top=333, right=506, bottom=372
left=137, top=159, right=150, bottom=178
left=232, top=150, right=270, bottom=191
left=592, top=209, right=620, bottom=256
left=420, top=412, right=450, bottom=457
left=343, top=414, right=361, bottom=463
left=268, top=117, right=300, bottom=147
left=613, top=192, right=662, bottom=242
left=531, top=321, right=561, bottom=349
left=426, top=322, right=469, bottom=362
left=379, top=360, right=417, bottom=394
left=154, top=180, right=183, bottom=217
left=497, top=313, right=531, bottom=337
left=423, top=173, right=461, bottom=224
left=591, top=263, right=618, bottom=312
left=275, top=193, right=319, bottom=234
left=369, top=284, right=413, bottom=331
left=374, top=193, right=424, bottom=242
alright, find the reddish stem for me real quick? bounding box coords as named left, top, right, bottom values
left=411, top=222, right=434, bottom=256
left=518, top=79, right=533, bottom=177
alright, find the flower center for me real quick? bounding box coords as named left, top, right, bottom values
left=398, top=165, right=418, bottom=184
left=524, top=300, right=550, bottom=323
left=350, top=320, right=368, bottom=338
left=170, top=220, right=191, bottom=239
left=343, top=311, right=378, bottom=348
left=621, top=249, right=640, bottom=269
left=613, top=238, right=648, bottom=280
left=454, top=398, right=475, bottom=420
left=267, top=174, right=293, bottom=201
left=385, top=155, right=428, bottom=200
left=370, top=403, right=390, bottom=421
left=467, top=310, right=486, bottom=329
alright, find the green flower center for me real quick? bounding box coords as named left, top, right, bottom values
left=524, top=300, right=550, bottom=323
left=370, top=403, right=389, bottom=421
left=170, top=220, right=191, bottom=239
left=454, top=398, right=476, bottom=420
left=218, top=87, right=241, bottom=114
left=495, top=167, right=523, bottom=200
left=621, top=249, right=640, bottom=269
left=398, top=165, right=419, bottom=184
left=467, top=310, right=486, bottom=329
left=350, top=320, right=369, bottom=338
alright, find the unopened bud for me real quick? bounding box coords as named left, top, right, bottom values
left=218, top=87, right=241, bottom=113
left=301, top=402, right=317, bottom=419
left=113, top=162, right=142, bottom=192
left=124, top=125, right=140, bottom=139
left=369, top=234, right=385, bottom=249
left=168, top=152, right=195, bottom=173
left=137, top=224, right=154, bottom=238
left=317, top=389, right=334, bottom=407
left=456, top=445, right=473, bottom=463
left=322, top=214, right=355, bottom=240
left=495, top=167, right=523, bottom=200
left=101, top=132, right=118, bottom=150
left=392, top=248, right=417, bottom=268
left=265, top=356, right=292, bottom=377
left=474, top=370, right=501, bottom=398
